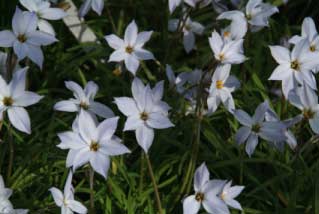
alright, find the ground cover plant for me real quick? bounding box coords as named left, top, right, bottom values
left=0, top=0, right=319, bottom=213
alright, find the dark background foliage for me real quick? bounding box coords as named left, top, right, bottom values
left=1, top=0, right=319, bottom=213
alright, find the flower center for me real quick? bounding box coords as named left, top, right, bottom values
left=223, top=31, right=230, bottom=38
left=218, top=53, right=225, bottom=61
left=252, top=124, right=261, bottom=133
left=221, top=192, right=226, bottom=200
left=303, top=109, right=315, bottom=120
left=125, top=46, right=134, bottom=54
left=113, top=67, right=122, bottom=76
left=310, top=45, right=316, bottom=52
left=3, top=97, right=13, bottom=106
left=140, top=112, right=149, bottom=121
left=290, top=60, right=300, bottom=71
left=246, top=14, right=252, bottom=20
left=79, top=101, right=89, bottom=110
left=63, top=198, right=68, bottom=206
left=216, top=80, right=224, bottom=89
left=17, top=34, right=27, bottom=43
left=195, top=192, right=205, bottom=202
left=90, top=141, right=100, bottom=152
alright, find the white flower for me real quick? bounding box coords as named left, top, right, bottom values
left=264, top=102, right=299, bottom=150
left=234, top=101, right=287, bottom=156
left=209, top=30, right=246, bottom=64
left=217, top=0, right=278, bottom=33
left=114, top=78, right=174, bottom=153
left=105, top=20, right=154, bottom=75
left=79, top=0, right=104, bottom=17
left=49, top=171, right=87, bottom=214
left=184, top=0, right=212, bottom=8
left=0, top=176, right=12, bottom=200
left=182, top=163, right=229, bottom=214
left=54, top=81, right=114, bottom=119
left=168, top=17, right=204, bottom=53
left=269, top=39, right=319, bottom=98
left=289, top=17, right=319, bottom=73
left=168, top=0, right=182, bottom=13
left=288, top=83, right=319, bottom=134
left=221, top=20, right=247, bottom=42
left=207, top=64, right=240, bottom=113
left=220, top=181, right=245, bottom=211
left=0, top=7, right=57, bottom=68
left=0, top=175, right=28, bottom=214
left=19, top=0, right=67, bottom=36
left=0, top=67, right=43, bottom=134
left=57, top=110, right=130, bottom=177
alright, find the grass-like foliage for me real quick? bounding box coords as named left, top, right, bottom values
left=1, top=0, right=319, bottom=213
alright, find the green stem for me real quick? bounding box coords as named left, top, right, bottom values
left=5, top=51, right=16, bottom=180
left=6, top=123, right=13, bottom=180
left=89, top=165, right=95, bottom=214
left=139, top=152, right=145, bottom=195
left=145, top=153, right=163, bottom=214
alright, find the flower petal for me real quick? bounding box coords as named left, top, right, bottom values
left=8, top=107, right=31, bottom=134
left=135, top=124, right=154, bottom=153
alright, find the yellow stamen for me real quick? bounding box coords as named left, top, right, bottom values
left=125, top=46, right=134, bottom=54
left=79, top=101, right=89, bottom=110
left=17, top=34, right=27, bottom=43
left=303, top=109, right=315, bottom=120
left=3, top=97, right=13, bottom=106
left=218, top=53, right=225, bottom=61
left=140, top=112, right=149, bottom=121
left=90, top=141, right=100, bottom=152
left=195, top=192, right=205, bottom=202
left=223, top=31, right=230, bottom=38
left=290, top=60, right=300, bottom=71
left=216, top=80, right=224, bottom=89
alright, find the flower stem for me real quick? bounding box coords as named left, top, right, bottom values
left=89, top=165, right=95, bottom=214
left=5, top=51, right=17, bottom=81
left=139, top=152, right=145, bottom=195
left=6, top=123, right=13, bottom=180
left=145, top=153, right=163, bottom=214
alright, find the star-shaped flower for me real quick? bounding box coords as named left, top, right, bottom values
left=234, top=101, right=287, bottom=156
left=54, top=81, right=114, bottom=119
left=207, top=64, right=240, bottom=113
left=49, top=171, right=87, bottom=214
left=182, top=163, right=229, bottom=214
left=0, top=7, right=57, bottom=68
left=218, top=0, right=278, bottom=33
left=20, top=0, right=67, bottom=36
left=288, top=83, right=319, bottom=134
left=209, top=30, right=246, bottom=64
left=57, top=110, right=131, bottom=177
left=105, top=20, right=154, bottom=75
left=79, top=0, right=104, bottom=17
left=269, top=39, right=319, bottom=98
left=114, top=78, right=174, bottom=153
left=169, top=17, right=204, bottom=53
left=0, top=67, right=43, bottom=134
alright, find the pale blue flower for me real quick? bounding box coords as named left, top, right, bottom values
left=114, top=78, right=174, bottom=153
left=234, top=101, right=286, bottom=156
left=0, top=67, right=43, bottom=134
left=105, top=20, right=154, bottom=75
left=288, top=83, right=319, bottom=134
left=79, top=0, right=104, bottom=17
left=0, top=8, right=57, bottom=68
left=54, top=81, right=114, bottom=119
left=20, top=0, right=67, bottom=36
left=57, top=110, right=131, bottom=178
